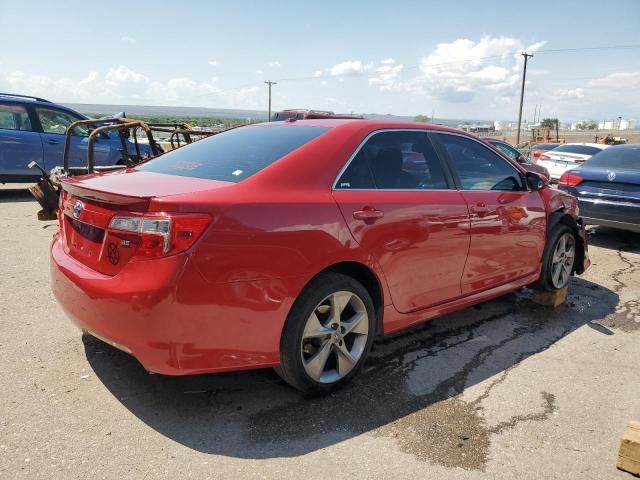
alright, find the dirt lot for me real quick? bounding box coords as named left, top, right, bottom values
left=1, top=185, right=639, bottom=480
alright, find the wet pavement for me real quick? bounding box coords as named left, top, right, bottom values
left=1, top=185, right=639, bottom=479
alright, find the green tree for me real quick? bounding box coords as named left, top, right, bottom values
left=413, top=114, right=430, bottom=123
left=541, top=118, right=559, bottom=129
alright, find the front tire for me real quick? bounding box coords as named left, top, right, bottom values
left=538, top=224, right=577, bottom=290
left=276, top=273, right=376, bottom=395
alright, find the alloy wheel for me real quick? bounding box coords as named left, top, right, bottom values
left=300, top=291, right=369, bottom=384
left=551, top=232, right=576, bottom=289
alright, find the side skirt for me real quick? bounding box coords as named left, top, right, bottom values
left=382, top=271, right=540, bottom=335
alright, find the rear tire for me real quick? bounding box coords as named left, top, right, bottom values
left=276, top=272, right=376, bottom=395
left=538, top=224, right=576, bottom=290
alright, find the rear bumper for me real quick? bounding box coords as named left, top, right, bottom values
left=51, top=234, right=289, bottom=375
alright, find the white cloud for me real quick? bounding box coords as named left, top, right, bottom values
left=120, top=35, right=136, bottom=44
left=208, top=60, right=218, bottom=66
left=555, top=87, right=585, bottom=99
left=551, top=71, right=640, bottom=115
left=267, top=61, right=281, bottom=68
left=0, top=65, right=262, bottom=108
left=256, top=69, right=264, bottom=75
left=368, top=59, right=404, bottom=91
left=387, top=36, right=545, bottom=103
left=329, top=60, right=371, bottom=77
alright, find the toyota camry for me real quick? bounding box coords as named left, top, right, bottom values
left=51, top=119, right=589, bottom=394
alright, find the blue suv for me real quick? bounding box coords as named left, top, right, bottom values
left=0, top=93, right=153, bottom=183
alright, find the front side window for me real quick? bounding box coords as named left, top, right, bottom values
left=435, top=133, right=523, bottom=191
left=0, top=104, right=32, bottom=131
left=335, top=130, right=449, bottom=190
left=36, top=107, right=87, bottom=135
left=138, top=125, right=329, bottom=182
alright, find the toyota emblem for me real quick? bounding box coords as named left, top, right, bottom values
left=607, top=171, right=616, bottom=181
left=72, top=201, right=84, bottom=219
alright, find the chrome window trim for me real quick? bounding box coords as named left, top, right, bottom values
left=331, top=128, right=445, bottom=191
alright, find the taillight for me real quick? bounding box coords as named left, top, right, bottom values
left=558, top=172, right=583, bottom=187
left=109, top=213, right=210, bottom=259
left=540, top=154, right=551, bottom=160
left=574, top=159, right=586, bottom=164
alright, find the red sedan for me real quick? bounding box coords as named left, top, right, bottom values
left=51, top=119, right=589, bottom=394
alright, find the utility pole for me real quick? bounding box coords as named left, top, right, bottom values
left=516, top=52, right=533, bottom=145
left=264, top=81, right=277, bottom=121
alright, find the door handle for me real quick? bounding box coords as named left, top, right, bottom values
left=353, top=208, right=384, bottom=220
left=470, top=203, right=489, bottom=214
left=46, top=139, right=60, bottom=145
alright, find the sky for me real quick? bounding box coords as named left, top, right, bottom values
left=1, top=0, right=639, bottom=122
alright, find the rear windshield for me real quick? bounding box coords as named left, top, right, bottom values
left=582, top=146, right=640, bottom=171
left=138, top=125, right=329, bottom=182
left=532, top=143, right=560, bottom=150
left=552, top=144, right=602, bottom=156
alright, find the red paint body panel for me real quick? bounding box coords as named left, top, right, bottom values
left=332, top=190, right=470, bottom=312
left=459, top=190, right=546, bottom=293
left=50, top=120, right=589, bottom=375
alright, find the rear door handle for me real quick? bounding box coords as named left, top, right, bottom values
left=46, top=139, right=60, bottom=145
left=353, top=208, right=384, bottom=220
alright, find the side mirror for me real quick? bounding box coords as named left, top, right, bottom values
left=526, top=171, right=545, bottom=191
left=517, top=154, right=527, bottom=164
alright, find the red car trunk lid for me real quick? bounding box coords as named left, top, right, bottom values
left=59, top=170, right=227, bottom=275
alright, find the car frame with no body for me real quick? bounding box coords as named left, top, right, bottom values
left=51, top=119, right=589, bottom=394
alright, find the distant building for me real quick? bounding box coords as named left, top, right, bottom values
left=493, top=121, right=504, bottom=131
left=620, top=119, right=636, bottom=130
left=598, top=118, right=636, bottom=130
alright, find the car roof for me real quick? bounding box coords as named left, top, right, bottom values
left=0, top=94, right=85, bottom=117
left=255, top=118, right=468, bottom=134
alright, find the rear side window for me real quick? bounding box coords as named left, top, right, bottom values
left=0, top=104, right=32, bottom=131
left=335, top=130, right=449, bottom=190
left=435, top=133, right=523, bottom=191
left=583, top=147, right=640, bottom=171
left=553, top=145, right=602, bottom=156
left=138, top=125, right=329, bottom=182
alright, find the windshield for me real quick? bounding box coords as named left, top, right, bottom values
left=271, top=112, right=303, bottom=121
left=552, top=145, right=602, bottom=156
left=138, top=125, right=329, bottom=182
left=582, top=146, right=640, bottom=171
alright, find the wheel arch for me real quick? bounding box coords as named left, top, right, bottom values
left=295, top=261, right=385, bottom=337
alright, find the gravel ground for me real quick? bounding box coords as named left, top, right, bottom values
left=1, top=184, right=639, bottom=480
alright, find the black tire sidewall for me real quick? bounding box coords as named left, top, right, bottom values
left=277, top=272, right=376, bottom=395
left=540, top=224, right=575, bottom=291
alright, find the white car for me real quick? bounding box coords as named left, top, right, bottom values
left=538, top=143, right=609, bottom=181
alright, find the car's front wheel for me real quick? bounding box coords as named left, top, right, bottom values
left=276, top=273, right=375, bottom=395
left=539, top=224, right=577, bottom=290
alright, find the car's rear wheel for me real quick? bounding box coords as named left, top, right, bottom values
left=539, top=225, right=576, bottom=290
left=276, top=273, right=375, bottom=395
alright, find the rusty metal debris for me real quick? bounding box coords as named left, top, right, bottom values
left=29, top=116, right=220, bottom=220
